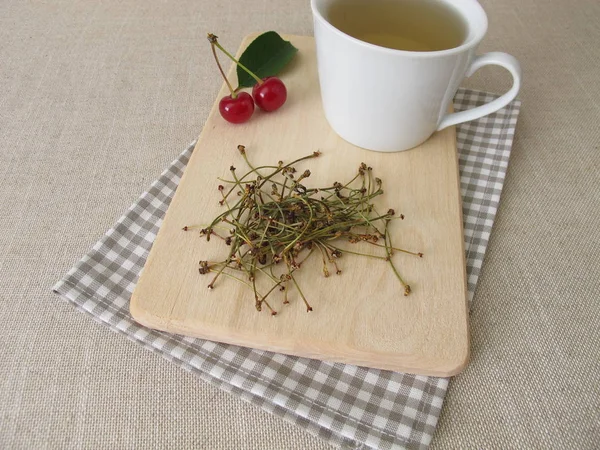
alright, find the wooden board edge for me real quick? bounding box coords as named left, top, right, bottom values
left=128, top=307, right=469, bottom=377
left=446, top=123, right=471, bottom=376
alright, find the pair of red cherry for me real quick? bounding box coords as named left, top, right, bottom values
left=207, top=34, right=288, bottom=124
left=219, top=76, right=287, bottom=124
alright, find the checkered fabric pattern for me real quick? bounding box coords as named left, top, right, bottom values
left=53, top=89, right=520, bottom=449
left=455, top=90, right=520, bottom=303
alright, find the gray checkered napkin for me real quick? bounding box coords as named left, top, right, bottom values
left=53, top=89, right=520, bottom=449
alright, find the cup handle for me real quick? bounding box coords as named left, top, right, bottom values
left=437, top=52, right=522, bottom=131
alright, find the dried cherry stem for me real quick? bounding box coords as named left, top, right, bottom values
left=316, top=243, right=330, bottom=277
left=367, top=241, right=423, bottom=257
left=290, top=274, right=312, bottom=312
left=384, top=220, right=411, bottom=296
left=324, top=247, right=342, bottom=275
left=257, top=281, right=284, bottom=316
left=254, top=265, right=281, bottom=284
left=209, top=268, right=253, bottom=289
left=207, top=261, right=228, bottom=289
left=323, top=243, right=389, bottom=261
left=295, top=248, right=314, bottom=266
left=283, top=283, right=290, bottom=304
left=262, top=298, right=277, bottom=316
left=206, top=241, right=240, bottom=289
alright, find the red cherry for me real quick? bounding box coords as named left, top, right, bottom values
left=219, top=92, right=254, bottom=124
left=252, top=77, right=287, bottom=112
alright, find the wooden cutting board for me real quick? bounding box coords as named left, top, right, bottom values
left=130, top=35, right=469, bottom=376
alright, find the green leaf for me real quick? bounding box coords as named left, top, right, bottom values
left=236, top=31, right=298, bottom=89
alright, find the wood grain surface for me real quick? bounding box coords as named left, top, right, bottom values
left=130, top=35, right=469, bottom=376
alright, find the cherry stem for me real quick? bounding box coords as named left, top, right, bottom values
left=209, top=37, right=236, bottom=98
left=211, top=37, right=264, bottom=85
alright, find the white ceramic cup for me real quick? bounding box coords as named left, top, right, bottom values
left=311, top=0, right=522, bottom=152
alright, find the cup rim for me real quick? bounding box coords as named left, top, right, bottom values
left=310, top=0, right=489, bottom=58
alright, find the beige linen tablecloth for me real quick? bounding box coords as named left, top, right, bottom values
left=1, top=0, right=599, bottom=448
